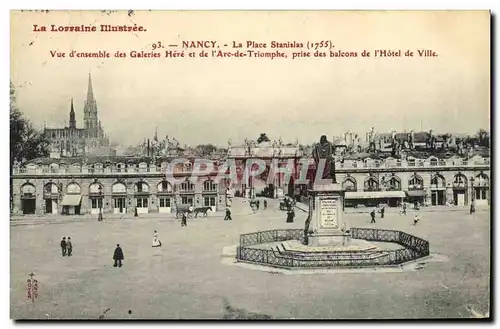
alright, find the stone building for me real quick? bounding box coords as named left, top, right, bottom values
left=329, top=152, right=490, bottom=208
left=227, top=137, right=302, bottom=199
left=44, top=73, right=110, bottom=158
left=12, top=156, right=228, bottom=216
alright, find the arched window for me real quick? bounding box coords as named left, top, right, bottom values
left=387, top=176, right=401, bottom=190
left=179, top=180, right=195, bottom=192
left=89, top=182, right=103, bottom=194
left=407, top=158, right=416, bottom=167
left=135, top=181, right=150, bottom=193
left=112, top=183, right=127, bottom=194
left=453, top=174, right=467, bottom=188
left=364, top=176, right=379, bottom=191
left=44, top=182, right=59, bottom=194
left=342, top=177, right=357, bottom=191
left=475, top=173, right=489, bottom=187
left=157, top=181, right=173, bottom=193
left=66, top=183, right=81, bottom=194
left=430, top=174, right=446, bottom=188
left=408, top=175, right=424, bottom=190
left=203, top=180, right=217, bottom=192
left=429, top=157, right=438, bottom=167
left=21, top=183, right=36, bottom=196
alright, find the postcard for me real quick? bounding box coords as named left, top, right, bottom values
left=10, top=10, right=490, bottom=320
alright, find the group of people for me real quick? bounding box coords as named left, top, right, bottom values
left=249, top=198, right=268, bottom=214
left=60, top=237, right=73, bottom=257
left=63, top=230, right=161, bottom=269
left=370, top=205, right=421, bottom=226
left=369, top=206, right=385, bottom=224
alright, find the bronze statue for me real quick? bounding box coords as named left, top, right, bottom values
left=312, top=135, right=337, bottom=183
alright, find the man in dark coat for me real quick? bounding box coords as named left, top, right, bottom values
left=286, top=209, right=295, bottom=223
left=224, top=208, right=232, bottom=221
left=113, top=244, right=124, bottom=267
left=370, top=209, right=376, bottom=224
left=181, top=212, right=188, bottom=227
left=67, top=237, right=73, bottom=257
left=263, top=200, right=268, bottom=209
left=470, top=201, right=475, bottom=214
left=380, top=206, right=385, bottom=219
left=60, top=237, right=67, bottom=257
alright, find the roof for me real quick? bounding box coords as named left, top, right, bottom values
left=24, top=155, right=217, bottom=166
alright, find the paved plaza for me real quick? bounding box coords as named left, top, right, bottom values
left=10, top=199, right=490, bottom=319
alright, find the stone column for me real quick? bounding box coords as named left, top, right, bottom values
left=307, top=183, right=345, bottom=247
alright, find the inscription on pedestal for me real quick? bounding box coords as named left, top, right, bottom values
left=319, top=197, right=339, bottom=229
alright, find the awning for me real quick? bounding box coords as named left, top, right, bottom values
left=345, top=191, right=406, bottom=199
left=406, top=190, right=427, bottom=197
left=61, top=194, right=82, bottom=206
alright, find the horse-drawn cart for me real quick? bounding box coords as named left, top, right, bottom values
left=175, top=205, right=194, bottom=219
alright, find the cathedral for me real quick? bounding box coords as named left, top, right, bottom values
left=44, top=73, right=111, bottom=157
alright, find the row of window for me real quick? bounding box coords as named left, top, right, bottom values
left=89, top=196, right=217, bottom=209
left=341, top=173, right=489, bottom=191
left=37, top=180, right=219, bottom=196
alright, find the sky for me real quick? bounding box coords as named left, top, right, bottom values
left=10, top=10, right=490, bottom=147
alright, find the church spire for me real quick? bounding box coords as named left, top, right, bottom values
left=69, top=97, right=76, bottom=129
left=87, top=72, right=95, bottom=104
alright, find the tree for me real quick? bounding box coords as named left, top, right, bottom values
left=195, top=144, right=217, bottom=156
left=10, top=81, right=50, bottom=164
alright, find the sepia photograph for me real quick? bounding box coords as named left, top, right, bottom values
left=9, top=9, right=491, bottom=320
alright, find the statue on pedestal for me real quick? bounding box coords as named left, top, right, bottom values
left=312, top=135, right=337, bottom=183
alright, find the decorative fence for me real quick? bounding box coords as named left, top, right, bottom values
left=237, top=228, right=429, bottom=268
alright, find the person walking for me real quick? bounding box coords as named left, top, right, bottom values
left=67, top=237, right=73, bottom=257
left=263, top=199, right=268, bottom=210
left=152, top=230, right=162, bottom=247
left=370, top=209, right=376, bottom=224
left=402, top=202, right=407, bottom=215
left=286, top=208, right=295, bottom=223
left=224, top=207, right=232, bottom=221
left=60, top=237, right=67, bottom=257
left=181, top=212, right=188, bottom=227
left=380, top=206, right=385, bottom=219
left=113, top=244, right=124, bottom=267
left=413, top=213, right=420, bottom=225
left=470, top=201, right=476, bottom=214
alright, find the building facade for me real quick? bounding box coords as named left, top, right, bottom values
left=312, top=154, right=490, bottom=208
left=12, top=142, right=490, bottom=215
left=44, top=74, right=110, bottom=158
left=12, top=157, right=228, bottom=216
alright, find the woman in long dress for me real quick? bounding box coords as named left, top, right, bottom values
left=152, top=230, right=162, bottom=247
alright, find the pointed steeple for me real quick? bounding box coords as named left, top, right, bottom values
left=69, top=98, right=76, bottom=129
left=87, top=72, right=95, bottom=104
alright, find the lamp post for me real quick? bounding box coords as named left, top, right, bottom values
left=470, top=176, right=475, bottom=203
left=98, top=185, right=103, bottom=222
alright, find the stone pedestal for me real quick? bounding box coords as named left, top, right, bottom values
left=306, top=183, right=345, bottom=247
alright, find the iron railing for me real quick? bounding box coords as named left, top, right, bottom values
left=237, top=228, right=429, bottom=268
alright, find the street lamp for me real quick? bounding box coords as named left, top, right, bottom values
left=470, top=176, right=475, bottom=203
left=98, top=185, right=103, bottom=222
